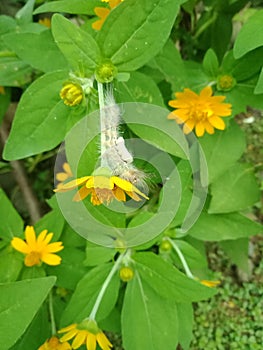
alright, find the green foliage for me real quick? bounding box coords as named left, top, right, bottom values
left=0, top=0, right=262, bottom=349
left=0, top=277, right=56, bottom=350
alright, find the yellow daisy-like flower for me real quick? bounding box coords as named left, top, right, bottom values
left=60, top=83, right=83, bottom=107
left=56, top=162, right=73, bottom=189
left=59, top=321, right=112, bottom=350
left=200, top=279, right=221, bottom=288
left=168, top=86, right=232, bottom=137
left=38, top=336, right=71, bottom=350
left=54, top=174, right=148, bottom=206
left=92, top=0, right=124, bottom=31
left=11, top=226, right=64, bottom=267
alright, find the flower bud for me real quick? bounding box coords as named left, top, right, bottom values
left=159, top=239, right=172, bottom=253
left=217, top=75, right=236, bottom=91
left=60, top=83, right=83, bottom=106
left=95, top=60, right=118, bottom=83
left=119, top=266, right=134, bottom=282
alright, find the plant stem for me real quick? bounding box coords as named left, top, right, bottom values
left=193, top=11, right=218, bottom=39
left=49, top=290, right=57, bottom=335
left=97, top=82, right=106, bottom=164
left=168, top=238, right=194, bottom=279
left=88, top=251, right=125, bottom=320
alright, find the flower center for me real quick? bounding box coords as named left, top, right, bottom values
left=217, top=75, right=236, bottom=91
left=190, top=103, right=213, bottom=122
left=25, top=251, right=42, bottom=267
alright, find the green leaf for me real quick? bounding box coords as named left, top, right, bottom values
left=255, top=67, right=263, bottom=94
left=209, top=163, right=260, bottom=213
left=10, top=306, right=50, bottom=350
left=187, top=212, right=262, bottom=241
left=34, top=0, right=100, bottom=15
left=173, top=240, right=207, bottom=269
left=177, top=303, right=194, bottom=350
left=34, top=209, right=65, bottom=242
left=3, top=30, right=68, bottom=73
left=122, top=272, right=178, bottom=350
left=0, top=276, right=56, bottom=350
left=46, top=247, right=88, bottom=290
left=116, top=71, right=164, bottom=106
left=203, top=48, right=219, bottom=77
left=199, top=121, right=246, bottom=183
left=220, top=238, right=249, bottom=273
left=122, top=103, right=189, bottom=159
left=61, top=263, right=120, bottom=325
left=234, top=9, right=263, bottom=58
left=0, top=248, right=23, bottom=283
left=134, top=252, right=216, bottom=302
left=97, top=0, right=182, bottom=71
left=51, top=14, right=101, bottom=75
left=3, top=70, right=73, bottom=160
left=84, top=243, right=116, bottom=267
left=0, top=189, right=24, bottom=241
left=0, top=56, right=32, bottom=87
left=15, top=0, right=35, bottom=24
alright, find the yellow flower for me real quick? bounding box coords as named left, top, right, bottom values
left=38, top=336, right=71, bottom=350
left=200, top=279, right=221, bottom=288
left=11, top=226, right=64, bottom=267
left=54, top=174, right=148, bottom=206
left=38, top=17, right=51, bottom=28
left=92, top=0, right=124, bottom=31
left=58, top=321, right=112, bottom=350
left=56, top=162, right=73, bottom=189
left=60, top=83, right=83, bottom=106
left=0, top=86, right=5, bottom=95
left=168, top=86, right=232, bottom=137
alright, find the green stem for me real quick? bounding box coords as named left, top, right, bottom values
left=48, top=290, right=56, bottom=335
left=88, top=252, right=125, bottom=320
left=97, top=82, right=106, bottom=164
left=168, top=238, right=194, bottom=279
left=193, top=11, right=218, bottom=39
left=0, top=51, right=17, bottom=58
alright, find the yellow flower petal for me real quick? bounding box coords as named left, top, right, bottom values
left=56, top=172, right=70, bottom=182
left=36, top=229, right=48, bottom=245
left=113, top=187, right=126, bottom=201
left=43, top=232, right=54, bottom=245
left=209, top=116, right=225, bottom=130
left=73, top=186, right=92, bottom=202
left=72, top=330, right=87, bottom=349
left=25, top=226, right=37, bottom=249
left=55, top=177, right=90, bottom=191
left=86, top=333, right=97, bottom=350
left=200, top=85, right=213, bottom=98
left=59, top=324, right=77, bottom=334
left=59, top=329, right=78, bottom=342
left=46, top=242, right=64, bottom=253
left=11, top=237, right=30, bottom=254
left=41, top=253, right=62, bottom=266
left=63, top=162, right=73, bottom=177
left=97, top=332, right=113, bottom=350
left=195, top=122, right=205, bottom=137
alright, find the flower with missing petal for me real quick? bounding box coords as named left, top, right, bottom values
left=11, top=226, right=64, bottom=267
left=92, top=0, right=124, bottom=31
left=59, top=320, right=112, bottom=350
left=56, top=162, right=73, bottom=189
left=54, top=171, right=148, bottom=206
left=168, top=86, right=232, bottom=137
left=38, top=336, right=71, bottom=350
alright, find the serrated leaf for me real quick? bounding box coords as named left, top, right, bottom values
left=234, top=9, right=263, bottom=58
left=61, top=263, right=120, bottom=325
left=187, top=212, right=262, bottom=241
left=51, top=14, right=101, bottom=75
left=98, top=0, right=182, bottom=71
left=122, top=272, right=178, bottom=350
left=209, top=163, right=260, bottom=213
left=0, top=189, right=24, bottom=241
left=3, top=30, right=68, bottom=73
left=0, top=276, right=56, bottom=350
left=3, top=70, right=74, bottom=160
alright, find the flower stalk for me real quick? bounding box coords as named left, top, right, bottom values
left=167, top=238, right=194, bottom=279
left=88, top=251, right=127, bottom=320
left=49, top=290, right=57, bottom=335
